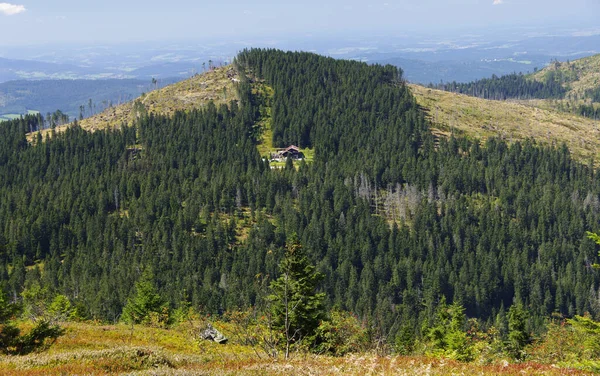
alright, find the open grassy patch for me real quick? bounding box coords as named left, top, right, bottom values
left=0, top=321, right=586, bottom=376
left=251, top=81, right=314, bottom=169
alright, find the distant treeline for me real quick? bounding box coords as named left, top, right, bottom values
left=430, top=72, right=567, bottom=100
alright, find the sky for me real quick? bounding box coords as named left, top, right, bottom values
left=0, top=0, right=598, bottom=46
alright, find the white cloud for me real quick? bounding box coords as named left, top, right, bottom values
left=0, top=3, right=26, bottom=16
left=493, top=0, right=504, bottom=4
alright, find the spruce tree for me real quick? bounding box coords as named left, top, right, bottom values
left=267, top=235, right=325, bottom=358
left=507, top=304, right=530, bottom=360
left=122, top=268, right=168, bottom=326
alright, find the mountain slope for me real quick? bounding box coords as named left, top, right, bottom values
left=530, top=53, right=600, bottom=99
left=5, top=49, right=600, bottom=365
left=28, top=66, right=237, bottom=140
left=79, top=66, right=238, bottom=129
left=410, top=84, right=600, bottom=162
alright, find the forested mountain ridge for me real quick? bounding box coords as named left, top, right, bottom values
left=2, top=49, right=600, bottom=360
left=26, top=55, right=599, bottom=165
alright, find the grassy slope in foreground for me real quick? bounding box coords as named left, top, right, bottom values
left=28, top=66, right=238, bottom=141
left=410, top=84, right=600, bottom=163
left=0, top=321, right=584, bottom=376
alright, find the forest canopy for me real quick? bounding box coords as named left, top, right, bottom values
left=0, top=49, right=599, bottom=347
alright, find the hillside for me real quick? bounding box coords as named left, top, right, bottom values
left=81, top=66, right=238, bottom=129
left=5, top=49, right=600, bottom=372
left=530, top=53, right=600, bottom=99
left=432, top=54, right=600, bottom=125
left=28, top=66, right=237, bottom=140
left=410, top=84, right=600, bottom=162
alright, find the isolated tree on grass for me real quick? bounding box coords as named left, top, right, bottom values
left=507, top=304, right=530, bottom=360
left=267, top=235, right=325, bottom=358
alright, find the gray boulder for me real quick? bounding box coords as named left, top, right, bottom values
left=200, top=323, right=228, bottom=344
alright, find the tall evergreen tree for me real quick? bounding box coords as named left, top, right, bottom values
left=268, top=235, right=325, bottom=358
left=122, top=268, right=167, bottom=326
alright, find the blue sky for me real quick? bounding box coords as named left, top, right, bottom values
left=0, top=0, right=598, bottom=45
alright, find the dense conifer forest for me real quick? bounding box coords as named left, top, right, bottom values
left=431, top=72, right=566, bottom=100
left=2, top=49, right=600, bottom=350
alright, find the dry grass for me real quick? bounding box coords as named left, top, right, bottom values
left=531, top=54, right=600, bottom=99
left=410, top=84, right=600, bottom=163
left=0, top=322, right=589, bottom=375
left=27, top=66, right=238, bottom=142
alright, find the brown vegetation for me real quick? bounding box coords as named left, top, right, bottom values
left=0, top=322, right=586, bottom=376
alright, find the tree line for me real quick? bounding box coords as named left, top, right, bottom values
left=430, top=72, right=567, bottom=100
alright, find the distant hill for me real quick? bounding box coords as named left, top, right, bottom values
left=0, top=79, right=176, bottom=120
left=428, top=53, right=600, bottom=126
left=0, top=57, right=89, bottom=83
left=530, top=53, right=600, bottom=99
left=433, top=53, right=600, bottom=100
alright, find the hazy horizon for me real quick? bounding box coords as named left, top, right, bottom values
left=0, top=0, right=599, bottom=46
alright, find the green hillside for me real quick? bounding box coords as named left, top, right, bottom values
left=4, top=49, right=600, bottom=373
left=431, top=54, right=600, bottom=122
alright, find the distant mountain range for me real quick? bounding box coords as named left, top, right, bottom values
left=0, top=78, right=180, bottom=120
